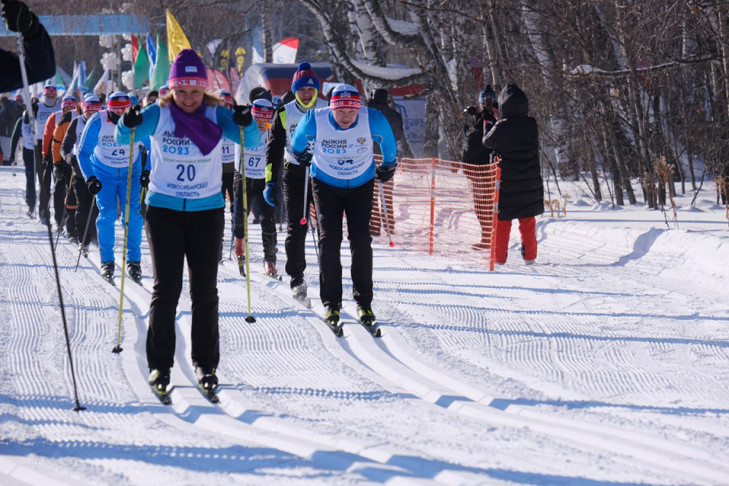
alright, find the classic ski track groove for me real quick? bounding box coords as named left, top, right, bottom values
left=234, top=264, right=722, bottom=483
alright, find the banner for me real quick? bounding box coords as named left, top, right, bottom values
left=150, top=34, right=170, bottom=90
left=272, top=37, right=298, bottom=64
left=166, top=9, right=191, bottom=62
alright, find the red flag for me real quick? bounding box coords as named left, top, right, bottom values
left=213, top=70, right=230, bottom=91
left=131, top=35, right=140, bottom=64
left=229, top=67, right=240, bottom=97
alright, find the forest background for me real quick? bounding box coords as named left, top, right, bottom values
left=3, top=0, right=728, bottom=208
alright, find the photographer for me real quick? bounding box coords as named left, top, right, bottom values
left=461, top=85, right=499, bottom=250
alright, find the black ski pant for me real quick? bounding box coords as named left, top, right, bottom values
left=35, top=143, right=51, bottom=222
left=282, top=163, right=312, bottom=287
left=233, top=175, right=277, bottom=262
left=73, top=174, right=98, bottom=246
left=311, top=178, right=374, bottom=309
left=145, top=206, right=224, bottom=371
left=22, top=147, right=36, bottom=212
left=53, top=164, right=76, bottom=235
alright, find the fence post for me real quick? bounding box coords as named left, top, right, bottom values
left=489, top=164, right=501, bottom=271
left=428, top=157, right=437, bottom=255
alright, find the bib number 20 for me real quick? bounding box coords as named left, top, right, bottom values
left=176, top=164, right=196, bottom=182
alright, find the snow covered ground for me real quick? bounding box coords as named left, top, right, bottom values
left=1, top=165, right=728, bottom=485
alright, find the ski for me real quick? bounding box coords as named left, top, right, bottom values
left=293, top=294, right=312, bottom=308
left=324, top=318, right=344, bottom=337
left=151, top=385, right=172, bottom=405
left=264, top=271, right=283, bottom=281
left=359, top=317, right=382, bottom=337
left=236, top=256, right=246, bottom=276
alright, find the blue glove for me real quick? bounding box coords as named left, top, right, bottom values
left=263, top=182, right=277, bottom=207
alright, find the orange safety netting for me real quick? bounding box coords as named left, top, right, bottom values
left=371, top=157, right=501, bottom=271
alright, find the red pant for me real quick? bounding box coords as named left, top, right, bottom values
left=494, top=217, right=537, bottom=263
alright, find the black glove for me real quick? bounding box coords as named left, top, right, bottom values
left=122, top=104, right=143, bottom=128
left=31, top=98, right=38, bottom=115
left=140, top=170, right=150, bottom=188
left=232, top=105, right=252, bottom=126
left=53, top=163, right=67, bottom=180
left=2, top=1, right=39, bottom=37
left=87, top=176, right=102, bottom=195
left=376, top=164, right=396, bottom=183
left=41, top=154, right=51, bottom=170
left=293, top=149, right=312, bottom=167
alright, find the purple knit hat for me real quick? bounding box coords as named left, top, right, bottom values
left=291, top=62, right=320, bottom=93
left=168, top=49, right=208, bottom=89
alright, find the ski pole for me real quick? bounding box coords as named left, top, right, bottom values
left=239, top=127, right=255, bottom=323
left=75, top=194, right=96, bottom=272
left=112, top=127, right=135, bottom=353
left=8, top=10, right=85, bottom=411
left=55, top=167, right=76, bottom=247
left=308, top=216, right=319, bottom=259
left=300, top=165, right=309, bottom=225
left=378, top=180, right=395, bottom=248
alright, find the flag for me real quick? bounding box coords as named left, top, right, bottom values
left=133, top=40, right=150, bottom=89
left=83, top=67, right=98, bottom=92
left=229, top=67, right=240, bottom=96
left=131, top=35, right=140, bottom=64
left=94, top=69, right=111, bottom=98
left=66, top=61, right=80, bottom=98
left=272, top=37, right=298, bottom=64
left=146, top=33, right=157, bottom=79
left=150, top=34, right=170, bottom=90
left=166, top=9, right=191, bottom=62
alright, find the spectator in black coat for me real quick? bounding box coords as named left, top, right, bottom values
left=482, top=84, right=543, bottom=265
left=462, top=85, right=499, bottom=250
left=0, top=1, right=55, bottom=93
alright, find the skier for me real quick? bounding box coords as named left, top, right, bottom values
left=0, top=0, right=55, bottom=93
left=60, top=94, right=103, bottom=254
left=115, top=49, right=260, bottom=398
left=36, top=83, right=59, bottom=225
left=48, top=95, right=79, bottom=238
left=264, top=61, right=328, bottom=302
left=77, top=92, right=145, bottom=281
left=290, top=84, right=396, bottom=329
left=233, top=98, right=278, bottom=277
left=9, top=100, right=37, bottom=217
left=482, top=84, right=544, bottom=265
left=462, top=85, right=499, bottom=250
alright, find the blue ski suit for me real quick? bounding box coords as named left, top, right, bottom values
left=77, top=110, right=147, bottom=263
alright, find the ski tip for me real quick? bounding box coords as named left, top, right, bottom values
left=374, top=328, right=382, bottom=337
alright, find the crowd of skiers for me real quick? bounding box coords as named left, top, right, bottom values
left=2, top=0, right=545, bottom=398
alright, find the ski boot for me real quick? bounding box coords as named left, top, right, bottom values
left=100, top=261, right=114, bottom=284
left=148, top=368, right=171, bottom=404
left=235, top=238, right=246, bottom=276
left=264, top=261, right=280, bottom=280
left=195, top=366, right=219, bottom=402
left=68, top=234, right=79, bottom=245
left=80, top=242, right=90, bottom=257
left=291, top=279, right=310, bottom=307
left=323, top=305, right=343, bottom=336
left=357, top=305, right=381, bottom=337
left=127, top=261, right=142, bottom=282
